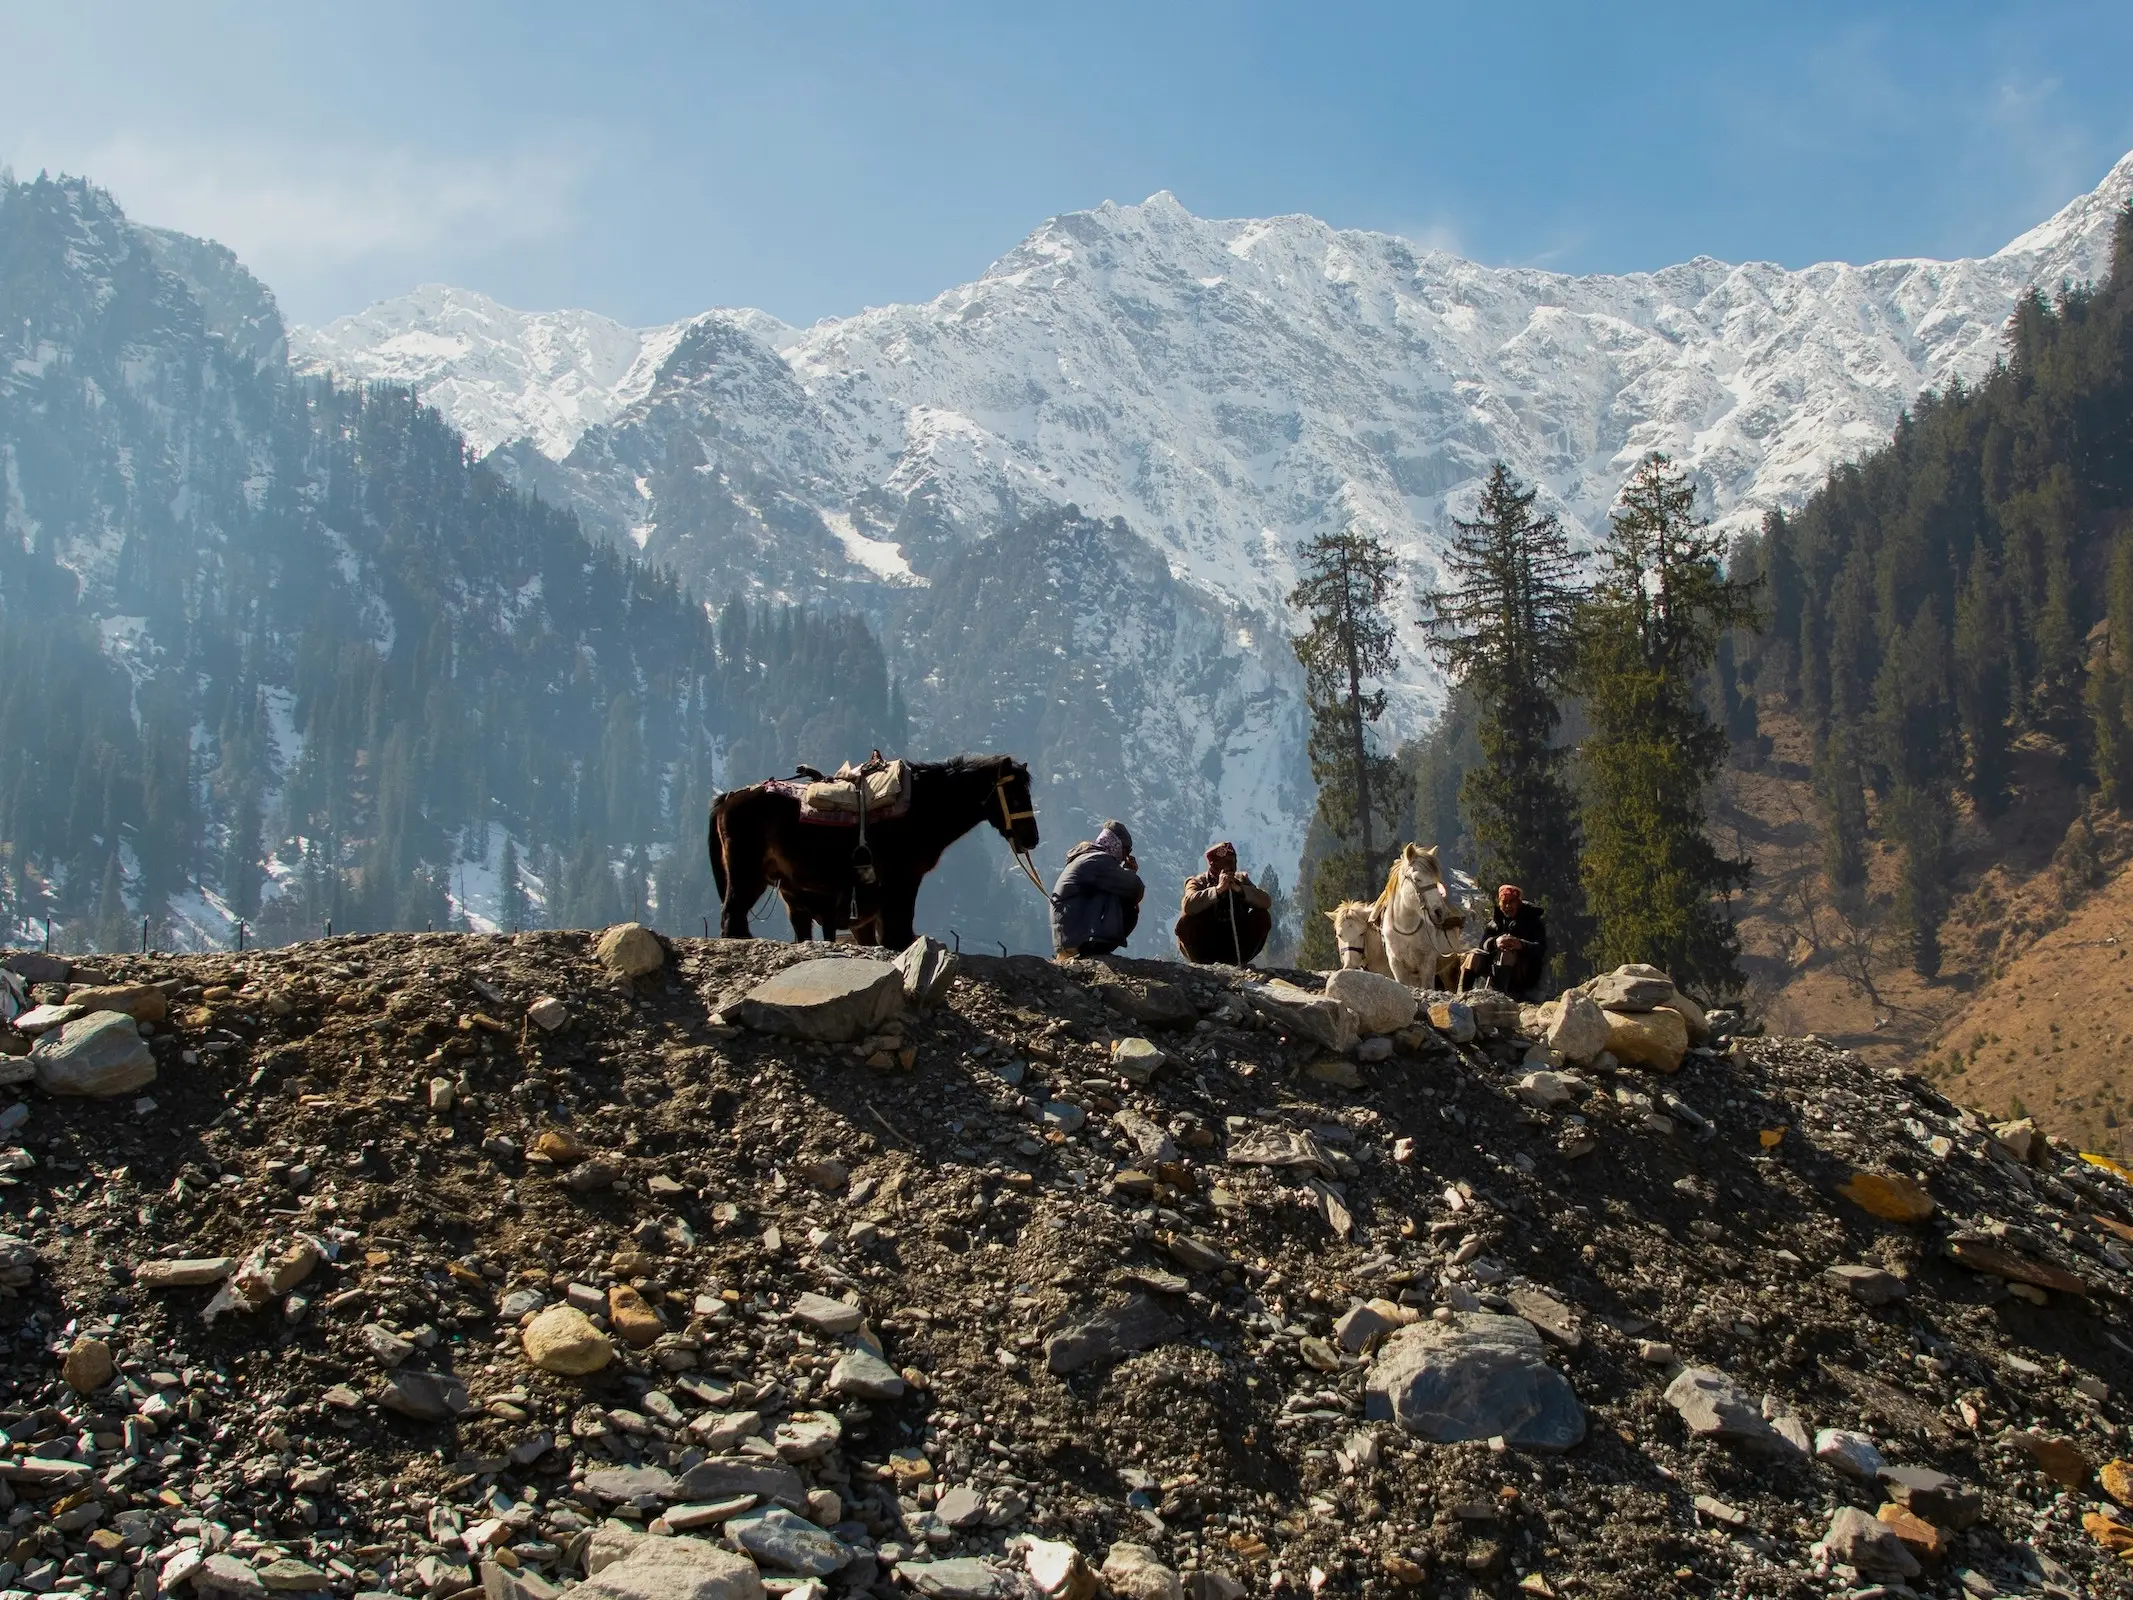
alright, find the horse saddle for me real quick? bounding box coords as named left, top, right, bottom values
left=796, top=756, right=911, bottom=824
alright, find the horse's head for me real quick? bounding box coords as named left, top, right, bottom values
left=1327, top=902, right=1375, bottom=968
left=988, top=758, right=1040, bottom=852
left=1400, top=842, right=1444, bottom=889
left=1393, top=843, right=1464, bottom=948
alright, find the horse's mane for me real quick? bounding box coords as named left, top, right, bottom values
left=913, top=753, right=1017, bottom=777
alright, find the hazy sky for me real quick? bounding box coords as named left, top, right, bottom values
left=4, top=1, right=2131, bottom=329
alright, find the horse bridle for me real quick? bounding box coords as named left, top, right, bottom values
left=994, top=772, right=1048, bottom=898
left=1388, top=871, right=1459, bottom=939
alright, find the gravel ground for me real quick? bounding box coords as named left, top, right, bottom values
left=2, top=930, right=2132, bottom=1600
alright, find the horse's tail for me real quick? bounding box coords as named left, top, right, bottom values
left=708, top=791, right=730, bottom=905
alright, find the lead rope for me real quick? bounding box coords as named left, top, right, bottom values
left=996, top=780, right=1050, bottom=901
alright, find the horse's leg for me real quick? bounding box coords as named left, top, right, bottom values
left=785, top=891, right=813, bottom=943
left=879, top=881, right=920, bottom=950
left=719, top=829, right=765, bottom=939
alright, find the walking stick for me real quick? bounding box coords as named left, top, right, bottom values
left=1227, top=890, right=1244, bottom=967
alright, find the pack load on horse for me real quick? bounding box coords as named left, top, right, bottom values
left=709, top=752, right=1039, bottom=947
left=1174, top=841, right=1273, bottom=965
left=1325, top=843, right=1467, bottom=987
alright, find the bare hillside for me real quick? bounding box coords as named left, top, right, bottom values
left=1, top=931, right=2131, bottom=1597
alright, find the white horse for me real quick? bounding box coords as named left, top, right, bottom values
left=1374, top=844, right=1466, bottom=989
left=1326, top=900, right=1391, bottom=975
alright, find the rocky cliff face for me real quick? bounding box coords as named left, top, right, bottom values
left=2, top=933, right=2131, bottom=1596
left=292, top=154, right=2133, bottom=882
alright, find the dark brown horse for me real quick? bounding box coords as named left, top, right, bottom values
left=709, top=754, right=1039, bottom=946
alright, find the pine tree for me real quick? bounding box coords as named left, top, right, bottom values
left=1875, top=601, right=1961, bottom=976
left=1419, top=462, right=1589, bottom=976
left=1289, top=523, right=1412, bottom=955
left=1954, top=548, right=2013, bottom=812
left=498, top=835, right=527, bottom=933
left=1576, top=455, right=1760, bottom=995
left=1813, top=728, right=1870, bottom=911
left=2089, top=534, right=2133, bottom=807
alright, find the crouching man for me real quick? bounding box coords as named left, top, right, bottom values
left=1174, top=842, right=1273, bottom=965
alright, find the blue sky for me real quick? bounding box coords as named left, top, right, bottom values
left=4, top=1, right=2130, bottom=328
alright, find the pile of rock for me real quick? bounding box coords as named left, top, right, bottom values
left=1515, top=962, right=1724, bottom=1075
left=0, top=930, right=2128, bottom=1598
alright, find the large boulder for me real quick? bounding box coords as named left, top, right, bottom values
left=1583, top=963, right=1678, bottom=1011
left=1323, top=969, right=1416, bottom=1037
left=1663, top=991, right=1710, bottom=1044
left=1363, top=1313, right=1585, bottom=1452
left=728, top=959, right=904, bottom=1044
left=1602, top=1007, right=1687, bottom=1073
left=32, top=1011, right=156, bottom=1097
left=1240, top=981, right=1356, bottom=1053
left=594, top=923, right=665, bottom=978
left=1545, top=990, right=1611, bottom=1064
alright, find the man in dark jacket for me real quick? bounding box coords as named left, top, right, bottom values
left=1050, top=820, right=1145, bottom=957
left=1459, top=884, right=1548, bottom=997
left=1174, top=841, right=1274, bottom=965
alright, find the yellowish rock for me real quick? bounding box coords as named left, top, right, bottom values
left=61, top=1337, right=114, bottom=1394
left=1838, top=1171, right=1935, bottom=1224
left=1602, top=1007, right=1688, bottom=1073
left=2087, top=1510, right=2133, bottom=1560
left=1661, top=992, right=1709, bottom=1044
left=65, top=984, right=167, bottom=1023
left=607, top=1284, right=665, bottom=1348
left=521, top=1305, right=613, bottom=1375
left=530, top=1128, right=585, bottom=1166
left=594, top=923, right=664, bottom=978
left=2101, top=1458, right=2133, bottom=1508
left=1876, top=1503, right=1946, bottom=1562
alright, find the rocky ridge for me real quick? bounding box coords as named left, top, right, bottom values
left=0, top=932, right=2132, bottom=1599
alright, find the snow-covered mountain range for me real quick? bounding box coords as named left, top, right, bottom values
left=293, top=151, right=2133, bottom=880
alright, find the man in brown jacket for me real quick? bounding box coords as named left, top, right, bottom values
left=1174, top=842, right=1274, bottom=965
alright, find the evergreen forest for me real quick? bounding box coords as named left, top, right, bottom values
left=0, top=174, right=905, bottom=951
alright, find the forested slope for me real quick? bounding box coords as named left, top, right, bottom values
left=0, top=175, right=905, bottom=950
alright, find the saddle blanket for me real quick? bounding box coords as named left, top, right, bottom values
left=764, top=759, right=912, bottom=825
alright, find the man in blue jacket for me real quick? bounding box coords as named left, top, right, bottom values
left=1050, top=820, right=1145, bottom=957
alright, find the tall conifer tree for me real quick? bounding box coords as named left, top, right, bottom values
left=1289, top=524, right=1411, bottom=965
left=1576, top=455, right=1759, bottom=994
left=1419, top=462, right=1589, bottom=975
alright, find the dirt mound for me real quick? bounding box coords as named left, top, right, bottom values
left=3, top=931, right=2133, bottom=1598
